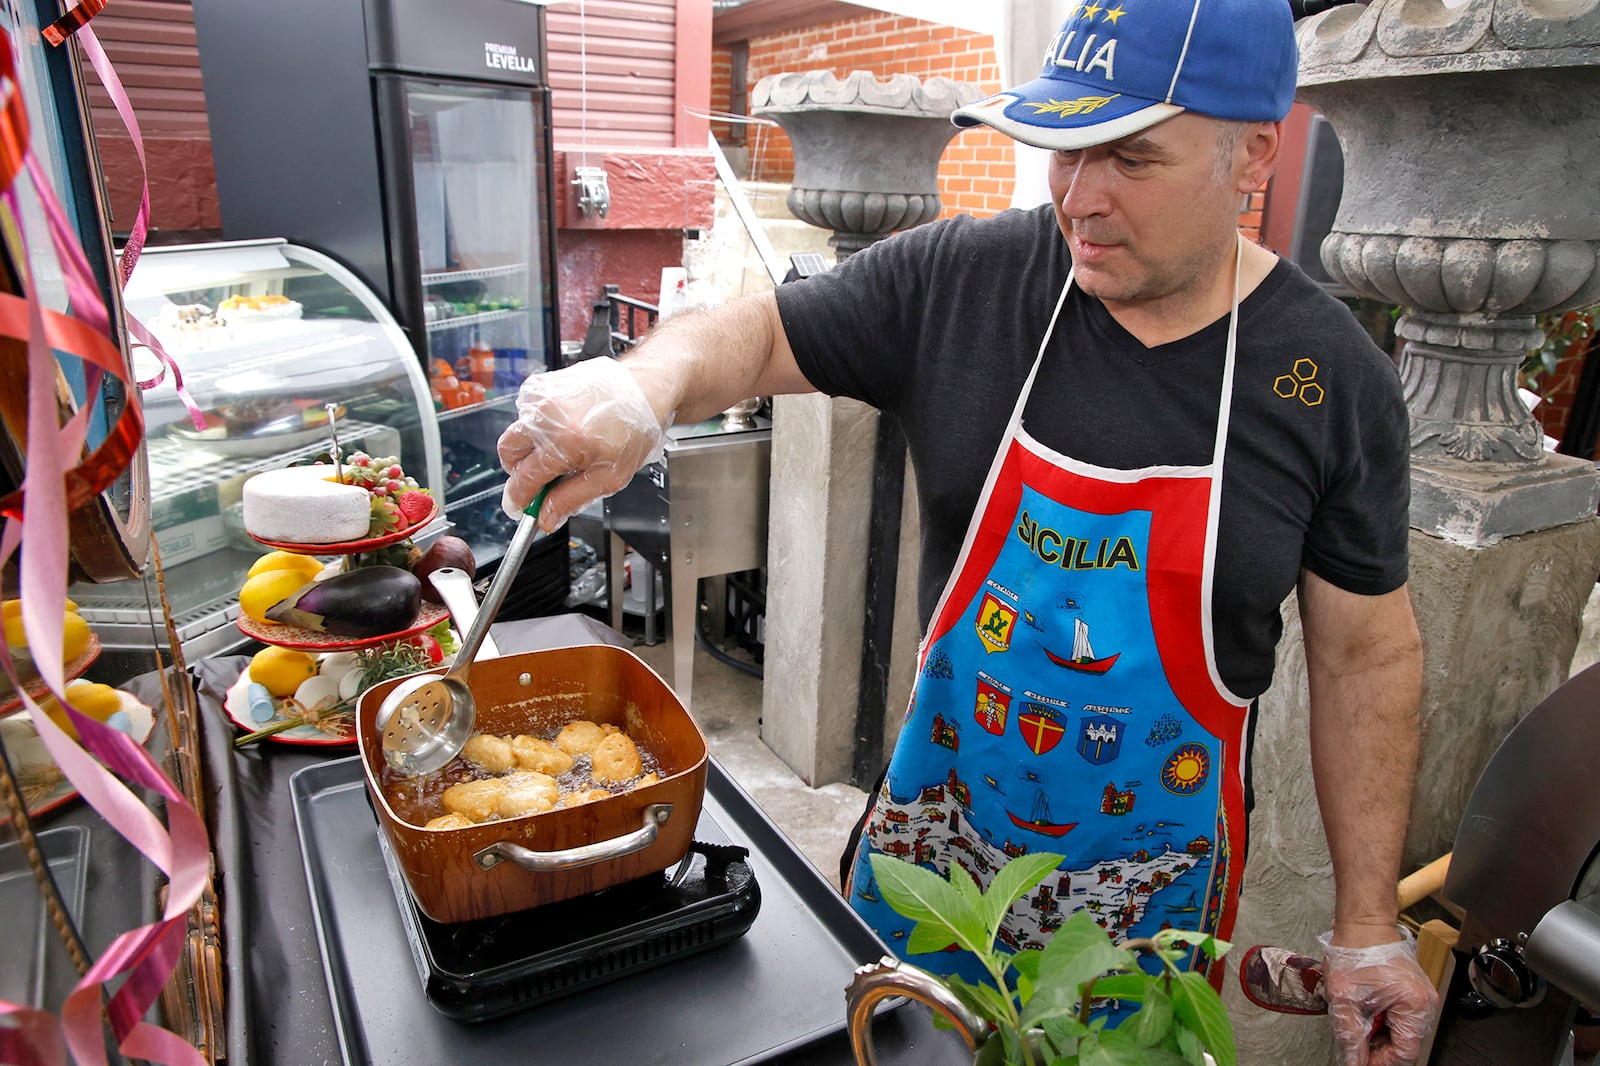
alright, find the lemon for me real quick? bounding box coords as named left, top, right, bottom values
left=37, top=680, right=123, bottom=740
left=62, top=613, right=91, bottom=661
left=3, top=614, right=25, bottom=651
left=2, top=598, right=77, bottom=618
left=249, top=646, right=318, bottom=699
left=239, top=570, right=310, bottom=624
left=2, top=611, right=91, bottom=662
left=247, top=551, right=323, bottom=582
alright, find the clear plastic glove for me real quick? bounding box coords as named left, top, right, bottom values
left=1319, top=929, right=1440, bottom=1066
left=497, top=358, right=672, bottom=528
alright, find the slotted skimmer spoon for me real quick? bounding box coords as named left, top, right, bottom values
left=375, top=487, right=549, bottom=775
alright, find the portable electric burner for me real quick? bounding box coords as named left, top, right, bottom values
left=377, top=807, right=762, bottom=1022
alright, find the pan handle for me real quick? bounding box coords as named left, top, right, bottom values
left=473, top=804, right=674, bottom=872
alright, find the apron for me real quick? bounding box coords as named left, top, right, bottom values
left=845, top=240, right=1253, bottom=991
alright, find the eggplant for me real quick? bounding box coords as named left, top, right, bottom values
left=265, top=566, right=421, bottom=638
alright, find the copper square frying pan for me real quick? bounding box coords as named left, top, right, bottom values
left=357, top=643, right=708, bottom=924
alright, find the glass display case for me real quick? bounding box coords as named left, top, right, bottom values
left=69, top=238, right=444, bottom=662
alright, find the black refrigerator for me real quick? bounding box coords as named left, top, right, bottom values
left=195, top=0, right=567, bottom=615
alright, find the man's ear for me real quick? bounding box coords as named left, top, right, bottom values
left=1237, top=120, right=1284, bottom=194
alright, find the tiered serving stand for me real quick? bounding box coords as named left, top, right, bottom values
left=227, top=499, right=448, bottom=746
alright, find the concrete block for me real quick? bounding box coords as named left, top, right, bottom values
left=761, top=393, right=878, bottom=786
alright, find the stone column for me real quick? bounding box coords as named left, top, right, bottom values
left=751, top=71, right=980, bottom=786
left=1227, top=4, right=1600, bottom=1062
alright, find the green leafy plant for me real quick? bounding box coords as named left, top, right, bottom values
left=870, top=851, right=1235, bottom=1066
left=1522, top=307, right=1597, bottom=395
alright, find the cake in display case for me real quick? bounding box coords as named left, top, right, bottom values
left=69, top=239, right=445, bottom=662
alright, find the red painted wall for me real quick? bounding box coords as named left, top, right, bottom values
left=547, top=0, right=716, bottom=342
left=551, top=148, right=714, bottom=339
left=85, top=0, right=220, bottom=235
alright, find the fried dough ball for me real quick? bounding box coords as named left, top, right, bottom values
left=442, top=777, right=507, bottom=822
left=511, top=734, right=574, bottom=776
left=631, top=772, right=660, bottom=790
left=424, top=812, right=475, bottom=830
left=495, top=770, right=560, bottom=818
left=590, top=732, right=643, bottom=783
left=461, top=733, right=516, bottom=774
left=555, top=719, right=619, bottom=756
left=558, top=788, right=614, bottom=809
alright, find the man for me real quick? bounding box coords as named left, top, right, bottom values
left=498, top=0, right=1437, bottom=1060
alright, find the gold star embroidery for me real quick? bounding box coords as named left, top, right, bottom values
left=1103, top=4, right=1128, bottom=23
left=1082, top=2, right=1104, bottom=19
left=1026, top=94, right=1122, bottom=117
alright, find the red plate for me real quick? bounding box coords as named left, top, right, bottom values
left=246, top=497, right=438, bottom=555
left=235, top=601, right=451, bottom=651
left=0, top=634, right=104, bottom=721
left=221, top=671, right=352, bottom=747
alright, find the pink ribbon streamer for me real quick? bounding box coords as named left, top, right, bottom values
left=0, top=13, right=209, bottom=1065
left=72, top=23, right=204, bottom=431
left=0, top=998, right=67, bottom=1066
left=74, top=28, right=144, bottom=291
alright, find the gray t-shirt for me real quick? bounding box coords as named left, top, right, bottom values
left=775, top=205, right=1409, bottom=699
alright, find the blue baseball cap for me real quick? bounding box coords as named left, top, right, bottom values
left=952, top=0, right=1297, bottom=150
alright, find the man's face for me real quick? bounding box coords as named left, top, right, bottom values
left=1047, top=113, right=1261, bottom=316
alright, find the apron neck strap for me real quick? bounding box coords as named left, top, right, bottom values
left=1211, top=232, right=1245, bottom=469
left=1013, top=234, right=1248, bottom=472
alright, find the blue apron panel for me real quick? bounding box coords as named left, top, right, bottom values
left=849, top=487, right=1226, bottom=986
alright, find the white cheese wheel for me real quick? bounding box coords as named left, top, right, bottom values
left=242, top=466, right=370, bottom=544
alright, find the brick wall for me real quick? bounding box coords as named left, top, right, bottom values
left=713, top=11, right=1272, bottom=236
left=711, top=47, right=735, bottom=144
left=715, top=14, right=1014, bottom=220
left=1529, top=322, right=1596, bottom=455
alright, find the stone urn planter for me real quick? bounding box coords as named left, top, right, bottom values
left=752, top=70, right=983, bottom=257
left=1296, top=0, right=1600, bottom=542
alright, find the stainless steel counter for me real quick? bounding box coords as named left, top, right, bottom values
left=604, top=418, right=771, bottom=706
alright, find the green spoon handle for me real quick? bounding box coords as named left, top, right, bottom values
left=525, top=483, right=552, bottom=519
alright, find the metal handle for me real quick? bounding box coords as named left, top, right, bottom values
left=1523, top=901, right=1600, bottom=1008
left=428, top=567, right=500, bottom=661
left=474, top=803, right=673, bottom=872
left=846, top=956, right=988, bottom=1066
left=447, top=491, right=546, bottom=687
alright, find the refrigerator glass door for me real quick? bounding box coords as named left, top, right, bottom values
left=403, top=82, right=551, bottom=568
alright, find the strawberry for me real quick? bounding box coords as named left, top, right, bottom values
left=397, top=492, right=434, bottom=526
left=368, top=494, right=401, bottom=536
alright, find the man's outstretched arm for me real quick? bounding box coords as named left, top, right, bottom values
left=1300, top=572, right=1437, bottom=1066
left=499, top=291, right=814, bottom=527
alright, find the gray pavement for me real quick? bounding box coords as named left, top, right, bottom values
left=630, top=635, right=869, bottom=891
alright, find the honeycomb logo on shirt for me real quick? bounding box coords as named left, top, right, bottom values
left=1273, top=358, right=1324, bottom=407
